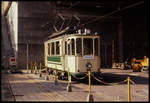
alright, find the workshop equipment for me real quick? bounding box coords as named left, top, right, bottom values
left=131, top=56, right=149, bottom=72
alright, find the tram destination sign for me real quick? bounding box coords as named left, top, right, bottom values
left=83, top=55, right=94, bottom=59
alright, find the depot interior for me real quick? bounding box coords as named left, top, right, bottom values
left=1, top=1, right=148, bottom=69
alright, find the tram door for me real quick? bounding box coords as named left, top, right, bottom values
left=64, top=39, right=76, bottom=73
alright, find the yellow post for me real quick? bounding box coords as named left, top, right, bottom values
left=39, top=62, right=42, bottom=78
left=88, top=70, right=91, bottom=95
left=68, top=67, right=70, bottom=85
left=54, top=65, right=58, bottom=85
left=46, top=64, right=48, bottom=76
left=112, top=40, right=114, bottom=66
left=27, top=62, right=29, bottom=73
left=128, top=77, right=131, bottom=102
left=45, top=64, right=49, bottom=80
left=35, top=61, right=36, bottom=74
left=87, top=69, right=93, bottom=101
left=34, top=61, right=36, bottom=73
left=33, top=62, right=35, bottom=73
left=67, top=67, right=72, bottom=92
left=30, top=61, right=32, bottom=73
left=40, top=63, right=41, bottom=74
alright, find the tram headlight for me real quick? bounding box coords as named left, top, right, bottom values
left=86, top=62, right=92, bottom=71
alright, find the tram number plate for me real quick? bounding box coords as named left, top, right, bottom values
left=83, top=55, right=94, bottom=59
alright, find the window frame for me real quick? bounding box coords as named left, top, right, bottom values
left=56, top=41, right=60, bottom=56
left=76, top=38, right=82, bottom=56
left=83, top=38, right=93, bottom=55
left=71, top=38, right=75, bottom=55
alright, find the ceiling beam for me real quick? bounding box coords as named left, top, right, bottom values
left=82, top=1, right=144, bottom=26
left=57, top=9, right=121, bottom=19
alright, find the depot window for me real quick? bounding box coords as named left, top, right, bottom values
left=56, top=41, right=60, bottom=55
left=76, top=38, right=82, bottom=56
left=83, top=38, right=93, bottom=55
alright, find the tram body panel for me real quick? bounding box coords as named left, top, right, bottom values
left=65, top=55, right=76, bottom=73
left=76, top=56, right=100, bottom=73
left=44, top=34, right=101, bottom=77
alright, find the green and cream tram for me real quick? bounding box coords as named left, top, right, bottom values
left=44, top=33, right=101, bottom=79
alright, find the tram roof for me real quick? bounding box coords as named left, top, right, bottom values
left=44, top=33, right=100, bottom=43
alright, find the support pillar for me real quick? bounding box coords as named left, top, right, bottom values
left=118, top=20, right=123, bottom=62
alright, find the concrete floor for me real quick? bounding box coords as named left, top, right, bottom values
left=2, top=68, right=149, bottom=101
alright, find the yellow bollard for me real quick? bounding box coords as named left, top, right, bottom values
left=40, top=63, right=41, bottom=73
left=88, top=70, right=91, bottom=95
left=39, top=63, right=42, bottom=78
left=45, top=64, right=49, bottom=80
left=112, top=40, right=115, bottom=66
left=128, top=77, right=131, bottom=102
left=54, top=65, right=58, bottom=85
left=46, top=64, right=48, bottom=76
left=27, top=63, right=29, bottom=73
left=68, top=68, right=70, bottom=85
left=34, top=61, right=37, bottom=74
left=30, top=61, right=33, bottom=73
left=87, top=69, right=94, bottom=102
left=34, top=61, right=36, bottom=73
left=67, top=67, right=72, bottom=92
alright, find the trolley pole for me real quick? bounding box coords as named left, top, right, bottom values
left=39, top=63, right=42, bottom=78
left=45, top=64, right=49, bottom=80
left=67, top=67, right=72, bottom=92
left=54, top=65, right=58, bottom=85
left=128, top=77, right=131, bottom=102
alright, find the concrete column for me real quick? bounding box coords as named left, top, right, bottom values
left=118, top=20, right=123, bottom=62
left=27, top=43, right=29, bottom=70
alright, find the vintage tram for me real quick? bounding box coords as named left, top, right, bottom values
left=44, top=30, right=101, bottom=79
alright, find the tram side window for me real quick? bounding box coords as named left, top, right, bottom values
left=76, top=38, right=82, bottom=56
left=65, top=41, right=67, bottom=55
left=71, top=39, right=75, bottom=55
left=84, top=38, right=93, bottom=55
left=56, top=41, right=60, bottom=55
left=48, top=43, right=50, bottom=55
left=95, top=38, right=98, bottom=56
left=51, top=42, right=55, bottom=55
left=68, top=39, right=71, bottom=55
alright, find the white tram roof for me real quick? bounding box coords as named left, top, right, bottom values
left=44, top=33, right=100, bottom=43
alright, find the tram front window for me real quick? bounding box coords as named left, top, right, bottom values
left=84, top=38, right=93, bottom=55
left=76, top=38, right=82, bottom=56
